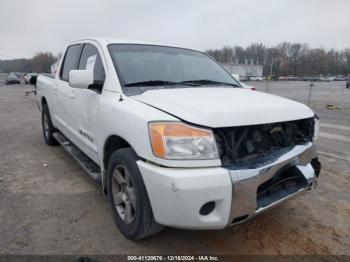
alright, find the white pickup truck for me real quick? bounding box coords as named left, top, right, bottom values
left=36, top=37, right=321, bottom=239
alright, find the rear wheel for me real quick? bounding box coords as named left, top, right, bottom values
left=107, top=148, right=163, bottom=239
left=42, top=104, right=58, bottom=146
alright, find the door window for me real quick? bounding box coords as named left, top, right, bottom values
left=78, top=44, right=106, bottom=93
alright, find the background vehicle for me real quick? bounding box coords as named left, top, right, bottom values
left=270, top=75, right=279, bottom=81
left=278, top=76, right=289, bottom=81
left=335, top=75, right=347, bottom=81
left=249, top=76, right=264, bottom=81
left=232, top=74, right=256, bottom=90
left=302, top=76, right=320, bottom=82
left=287, top=75, right=301, bottom=81
left=5, top=73, right=21, bottom=85
left=24, top=73, right=37, bottom=84
left=320, top=76, right=331, bottom=82
left=36, top=38, right=320, bottom=239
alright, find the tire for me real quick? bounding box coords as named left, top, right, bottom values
left=42, top=104, right=58, bottom=146
left=107, top=148, right=163, bottom=239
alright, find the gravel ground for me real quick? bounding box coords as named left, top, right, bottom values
left=0, top=82, right=349, bottom=256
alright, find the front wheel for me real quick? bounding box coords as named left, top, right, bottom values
left=107, top=148, right=163, bottom=239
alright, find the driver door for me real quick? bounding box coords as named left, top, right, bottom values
left=69, top=43, right=106, bottom=162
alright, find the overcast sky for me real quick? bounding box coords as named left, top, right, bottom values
left=0, top=0, right=349, bottom=59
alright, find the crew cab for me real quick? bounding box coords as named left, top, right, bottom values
left=36, top=38, right=321, bottom=239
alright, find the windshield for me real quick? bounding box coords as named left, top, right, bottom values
left=108, top=44, right=240, bottom=95
left=8, top=73, right=18, bottom=79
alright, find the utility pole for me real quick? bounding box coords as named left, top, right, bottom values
left=308, top=81, right=314, bottom=105
left=266, top=58, right=274, bottom=93
left=270, top=58, right=274, bottom=76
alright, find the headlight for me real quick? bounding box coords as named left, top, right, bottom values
left=149, top=122, right=219, bottom=160
left=314, top=116, right=320, bottom=141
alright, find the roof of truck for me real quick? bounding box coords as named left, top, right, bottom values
left=69, top=37, right=194, bottom=50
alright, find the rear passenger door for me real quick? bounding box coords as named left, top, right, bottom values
left=71, top=43, right=106, bottom=161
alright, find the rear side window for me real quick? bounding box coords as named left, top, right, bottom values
left=60, top=44, right=82, bottom=81
left=78, top=44, right=106, bottom=92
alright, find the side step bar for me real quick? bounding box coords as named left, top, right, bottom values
left=53, top=132, right=102, bottom=184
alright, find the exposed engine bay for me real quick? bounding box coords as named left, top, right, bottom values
left=214, top=117, right=315, bottom=166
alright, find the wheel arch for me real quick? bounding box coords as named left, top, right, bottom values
left=40, top=96, right=48, bottom=111
left=103, top=135, right=134, bottom=169
left=102, top=135, right=134, bottom=194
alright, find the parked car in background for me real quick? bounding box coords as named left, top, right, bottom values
left=319, top=76, right=331, bottom=82
left=270, top=75, right=279, bottom=81
left=287, top=75, right=301, bottom=81
left=24, top=73, right=37, bottom=84
left=232, top=74, right=256, bottom=90
left=249, top=76, right=264, bottom=81
left=346, top=77, right=350, bottom=88
left=302, top=76, right=320, bottom=82
left=335, top=75, right=347, bottom=81
left=5, top=73, right=21, bottom=85
left=278, top=76, right=289, bottom=81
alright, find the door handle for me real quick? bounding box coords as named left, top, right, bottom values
left=53, top=86, right=58, bottom=91
left=68, top=92, right=75, bottom=99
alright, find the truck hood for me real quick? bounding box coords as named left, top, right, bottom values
left=132, top=87, right=314, bottom=128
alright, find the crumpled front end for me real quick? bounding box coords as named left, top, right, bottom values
left=228, top=142, right=319, bottom=225
left=213, top=117, right=320, bottom=225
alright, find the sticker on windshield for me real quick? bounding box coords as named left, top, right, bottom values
left=86, top=55, right=97, bottom=71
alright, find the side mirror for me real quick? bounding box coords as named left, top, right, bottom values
left=69, top=70, right=93, bottom=89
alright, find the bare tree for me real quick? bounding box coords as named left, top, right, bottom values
left=205, top=42, right=350, bottom=76
left=0, top=52, right=59, bottom=73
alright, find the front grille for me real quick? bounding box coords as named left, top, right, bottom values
left=214, top=117, right=314, bottom=166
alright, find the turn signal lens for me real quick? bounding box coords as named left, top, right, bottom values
left=149, top=122, right=219, bottom=160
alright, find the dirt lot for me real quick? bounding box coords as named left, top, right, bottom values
left=0, top=82, right=349, bottom=256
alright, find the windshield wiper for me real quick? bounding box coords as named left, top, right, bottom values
left=124, top=79, right=239, bottom=88
left=179, top=79, right=239, bottom=87
left=124, top=80, right=181, bottom=87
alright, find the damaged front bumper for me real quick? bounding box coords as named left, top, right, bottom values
left=137, top=142, right=320, bottom=229
left=228, top=142, right=318, bottom=225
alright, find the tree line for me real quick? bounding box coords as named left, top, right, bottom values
left=0, top=52, right=59, bottom=73
left=1, top=44, right=350, bottom=76
left=205, top=43, right=350, bottom=76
